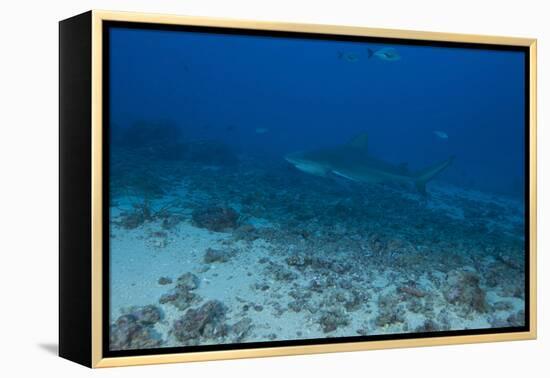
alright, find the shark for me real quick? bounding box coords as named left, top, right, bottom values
left=285, top=133, right=454, bottom=194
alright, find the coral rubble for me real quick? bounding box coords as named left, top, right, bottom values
left=192, top=206, right=239, bottom=232
left=110, top=305, right=163, bottom=350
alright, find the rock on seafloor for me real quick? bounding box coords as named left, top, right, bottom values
left=110, top=305, right=163, bottom=350
left=159, top=272, right=202, bottom=311
left=171, top=300, right=254, bottom=345
left=191, top=206, right=239, bottom=232
left=443, top=269, right=488, bottom=314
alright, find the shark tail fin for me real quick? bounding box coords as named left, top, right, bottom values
left=368, top=48, right=374, bottom=58
left=414, top=156, right=455, bottom=195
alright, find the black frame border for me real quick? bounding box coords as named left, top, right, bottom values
left=101, top=20, right=531, bottom=359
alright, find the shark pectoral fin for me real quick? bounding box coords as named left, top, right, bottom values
left=293, top=162, right=329, bottom=177
left=414, top=155, right=455, bottom=194
left=332, top=170, right=361, bottom=182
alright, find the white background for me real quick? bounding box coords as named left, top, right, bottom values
left=0, top=0, right=547, bottom=376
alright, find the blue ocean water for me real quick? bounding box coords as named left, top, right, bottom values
left=107, top=26, right=527, bottom=351
left=109, top=27, right=525, bottom=196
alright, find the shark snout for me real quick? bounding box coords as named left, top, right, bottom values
left=284, top=152, right=310, bottom=168
left=284, top=152, right=302, bottom=164
left=284, top=152, right=329, bottom=177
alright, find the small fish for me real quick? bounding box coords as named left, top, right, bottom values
left=368, top=47, right=401, bottom=61
left=338, top=51, right=360, bottom=63
left=255, top=127, right=269, bottom=134
left=434, top=130, right=449, bottom=139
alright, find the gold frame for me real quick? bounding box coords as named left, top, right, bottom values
left=89, top=9, right=537, bottom=368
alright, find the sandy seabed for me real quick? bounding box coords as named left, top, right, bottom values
left=108, top=175, right=526, bottom=351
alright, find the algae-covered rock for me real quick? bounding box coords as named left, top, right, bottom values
left=171, top=300, right=228, bottom=344
left=192, top=206, right=239, bottom=232
left=230, top=318, right=253, bottom=342
left=176, top=272, right=200, bottom=291
left=507, top=310, right=525, bottom=327
left=264, top=261, right=298, bottom=282
left=158, top=276, right=173, bottom=285
left=444, top=269, right=488, bottom=313
left=159, top=272, right=201, bottom=311
left=109, top=305, right=164, bottom=350
left=204, top=248, right=235, bottom=263
left=376, top=293, right=406, bottom=327
left=127, top=304, right=162, bottom=326
left=318, top=308, right=350, bottom=333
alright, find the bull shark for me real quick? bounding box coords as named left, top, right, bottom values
left=285, top=133, right=454, bottom=194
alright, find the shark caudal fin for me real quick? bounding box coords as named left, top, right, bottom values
left=368, top=48, right=375, bottom=58
left=414, top=156, right=455, bottom=194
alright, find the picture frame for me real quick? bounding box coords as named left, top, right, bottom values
left=59, top=10, right=537, bottom=368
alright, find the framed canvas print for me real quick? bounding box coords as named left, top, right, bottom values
left=59, top=10, right=537, bottom=368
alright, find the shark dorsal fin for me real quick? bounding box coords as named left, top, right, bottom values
left=347, top=133, right=369, bottom=150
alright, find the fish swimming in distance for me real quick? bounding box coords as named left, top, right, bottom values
left=368, top=47, right=401, bottom=61
left=255, top=127, right=269, bottom=134
left=338, top=51, right=360, bottom=63
left=285, top=133, right=454, bottom=195
left=433, top=130, right=449, bottom=139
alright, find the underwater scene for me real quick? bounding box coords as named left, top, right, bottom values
left=107, top=26, right=527, bottom=351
